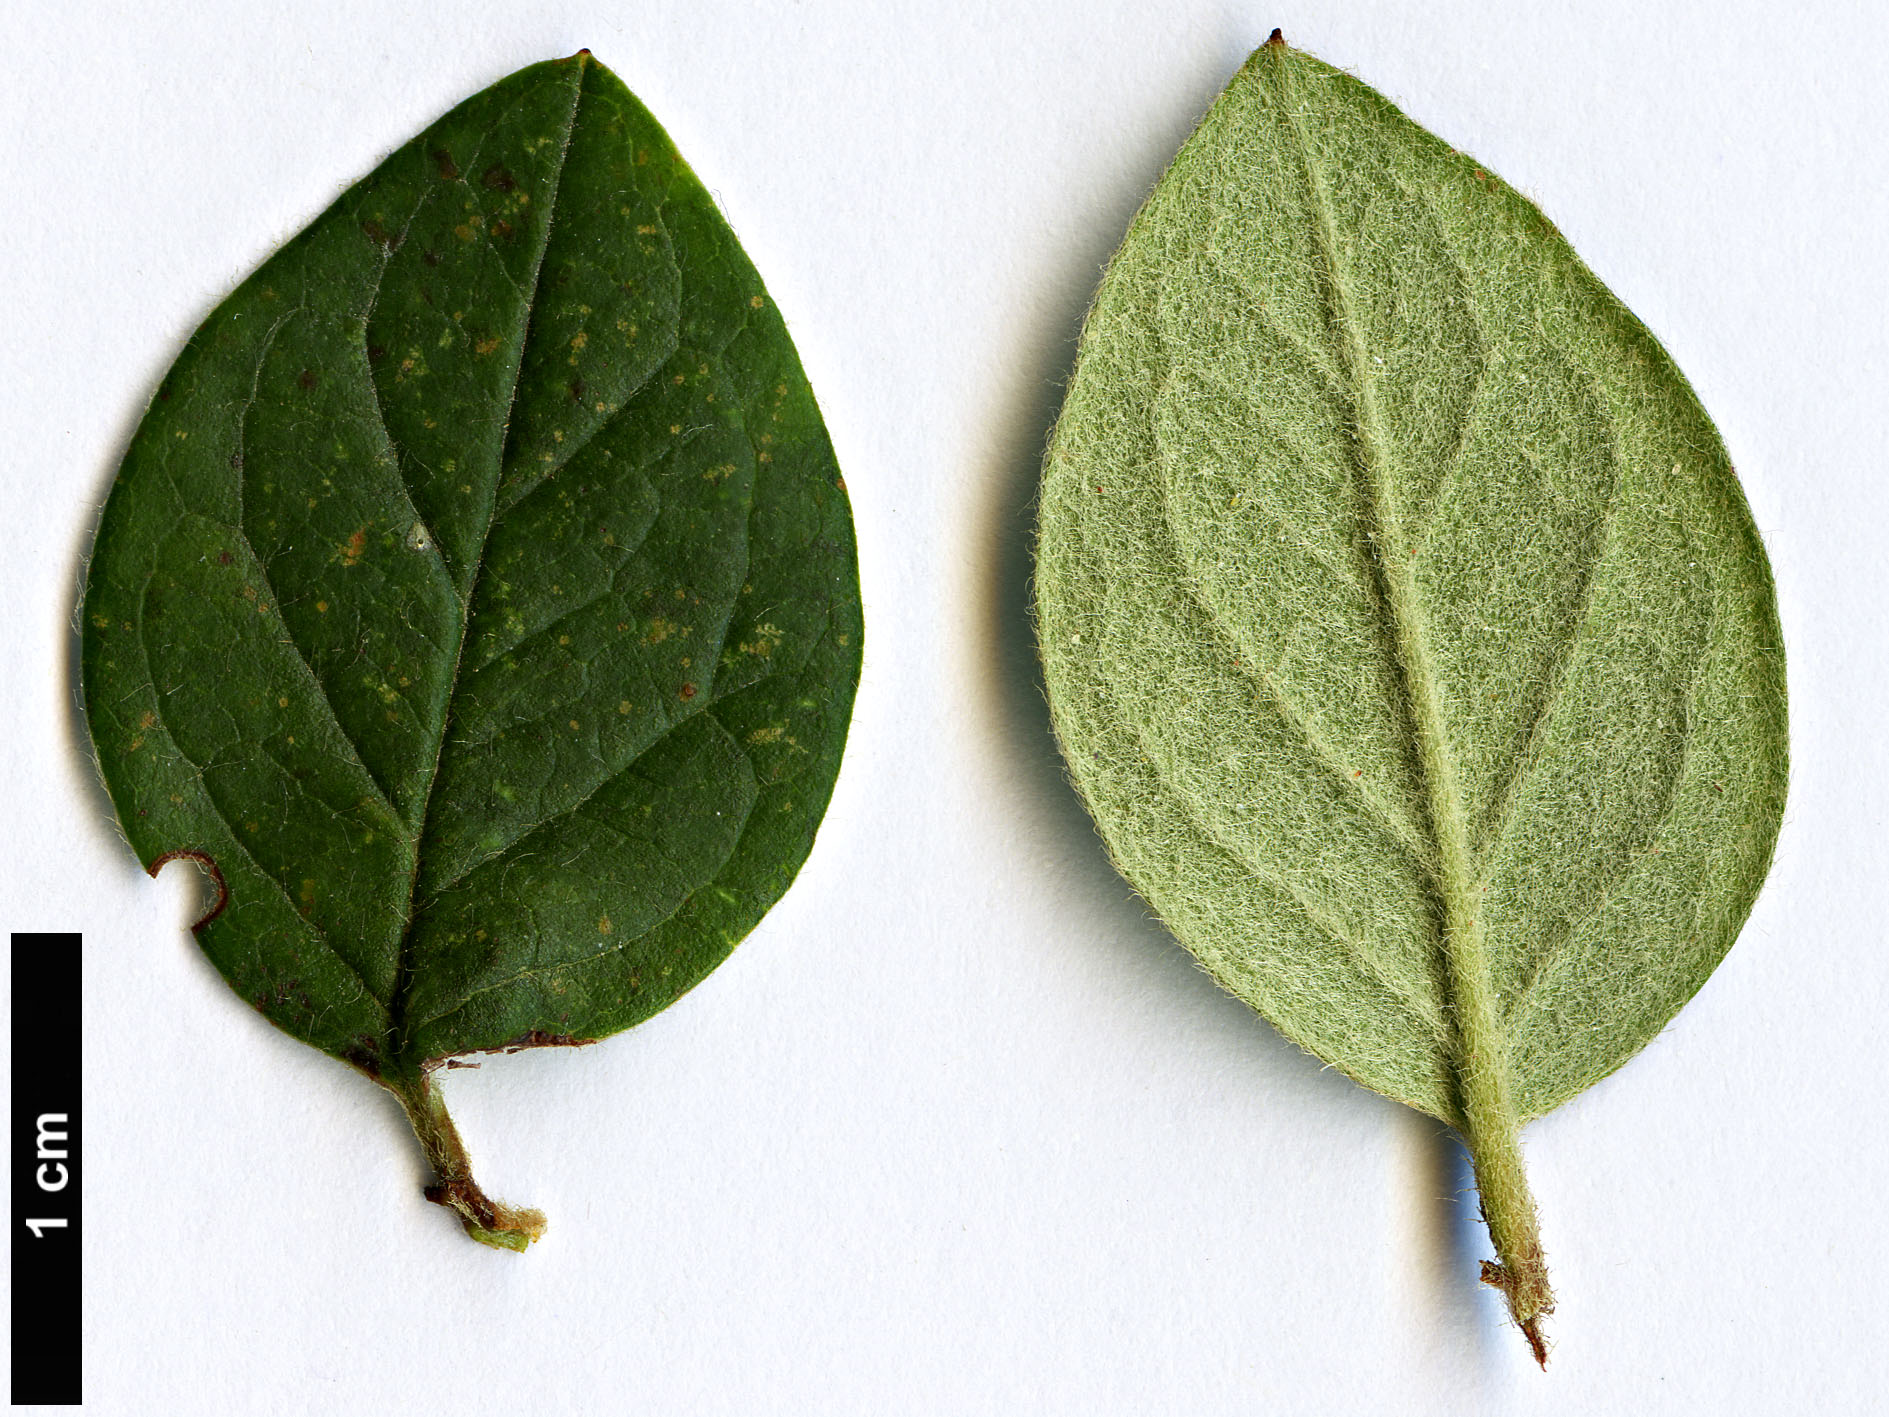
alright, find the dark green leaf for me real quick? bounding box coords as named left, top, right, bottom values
left=82, top=52, right=861, bottom=1248
left=1035, top=33, right=1785, bottom=1358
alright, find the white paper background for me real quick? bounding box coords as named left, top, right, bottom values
left=2, top=1, right=1884, bottom=1412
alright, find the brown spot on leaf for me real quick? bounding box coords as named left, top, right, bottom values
left=678, top=682, right=697, bottom=701
left=361, top=217, right=397, bottom=248
left=342, top=527, right=367, bottom=565
left=481, top=164, right=516, bottom=192
left=297, top=368, right=318, bottom=391
left=341, top=1036, right=383, bottom=1077
left=432, top=147, right=459, bottom=181
left=421, top=249, right=441, bottom=268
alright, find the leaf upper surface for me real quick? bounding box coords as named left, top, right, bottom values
left=83, top=54, right=862, bottom=1074
left=1036, top=43, right=1785, bottom=1121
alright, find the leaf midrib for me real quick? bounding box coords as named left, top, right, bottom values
left=383, top=60, right=589, bottom=1068
left=1251, top=47, right=1711, bottom=1118
left=1264, top=49, right=1491, bottom=1105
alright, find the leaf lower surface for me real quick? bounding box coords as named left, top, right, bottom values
left=1035, top=42, right=1786, bottom=1124
left=83, top=54, right=861, bottom=1080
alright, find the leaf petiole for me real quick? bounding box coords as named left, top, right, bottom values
left=1462, top=1096, right=1551, bottom=1367
left=386, top=1068, right=545, bottom=1252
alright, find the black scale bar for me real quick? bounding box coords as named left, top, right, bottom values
left=12, top=932, right=81, bottom=1406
